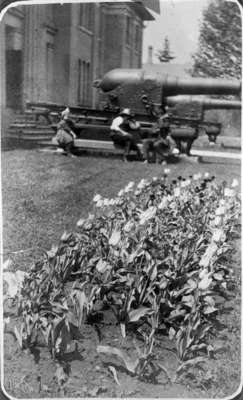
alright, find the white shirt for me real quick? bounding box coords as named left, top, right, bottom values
left=110, top=116, right=124, bottom=131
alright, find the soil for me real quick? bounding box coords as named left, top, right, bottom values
left=3, top=246, right=241, bottom=399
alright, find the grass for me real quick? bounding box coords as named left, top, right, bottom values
left=1, top=149, right=241, bottom=271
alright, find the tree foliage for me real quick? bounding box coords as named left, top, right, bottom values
left=191, top=0, right=242, bottom=79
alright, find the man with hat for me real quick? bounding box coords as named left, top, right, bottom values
left=110, top=108, right=143, bottom=161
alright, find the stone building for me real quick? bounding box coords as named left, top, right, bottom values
left=0, top=1, right=159, bottom=129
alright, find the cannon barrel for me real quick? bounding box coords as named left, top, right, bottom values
left=166, top=96, right=242, bottom=109
left=99, top=68, right=241, bottom=96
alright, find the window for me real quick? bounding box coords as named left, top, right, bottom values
left=135, top=25, right=140, bottom=51
left=126, top=15, right=131, bottom=45
left=79, top=4, right=93, bottom=31
left=77, top=59, right=91, bottom=106
left=46, top=43, right=54, bottom=101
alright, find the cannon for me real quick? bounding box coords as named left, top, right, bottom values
left=98, top=68, right=241, bottom=112
left=97, top=68, right=241, bottom=154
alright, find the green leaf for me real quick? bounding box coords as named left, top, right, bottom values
left=203, top=305, right=217, bottom=314
left=108, top=366, right=120, bottom=386
left=213, top=272, right=224, bottom=281
left=97, top=345, right=139, bottom=374
left=176, top=356, right=206, bottom=374
left=128, top=307, right=153, bottom=322
left=14, top=325, right=24, bottom=348
left=182, top=295, right=195, bottom=308
left=96, top=259, right=112, bottom=274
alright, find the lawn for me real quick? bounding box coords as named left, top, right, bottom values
left=1, top=149, right=242, bottom=398
left=1, top=149, right=241, bottom=269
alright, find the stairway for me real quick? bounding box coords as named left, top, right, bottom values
left=5, top=112, right=55, bottom=147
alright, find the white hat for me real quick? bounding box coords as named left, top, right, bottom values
left=120, top=108, right=132, bottom=116
left=61, top=107, right=70, bottom=118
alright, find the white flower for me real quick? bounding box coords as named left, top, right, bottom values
left=103, top=198, right=110, bottom=206
left=164, top=168, right=171, bottom=175
left=139, top=206, right=157, bottom=225
left=135, top=190, right=141, bottom=196
left=93, top=194, right=102, bottom=203
left=199, top=243, right=218, bottom=267
left=3, top=270, right=27, bottom=298
left=204, top=172, right=210, bottom=178
left=215, top=206, right=226, bottom=216
left=213, top=216, right=222, bottom=226
left=96, top=259, right=112, bottom=273
left=181, top=180, right=189, bottom=188
left=193, top=173, right=202, bottom=180
left=219, top=199, right=226, bottom=207
left=124, top=181, right=135, bottom=192
left=152, top=177, right=158, bottom=182
left=4, top=316, right=10, bottom=325
left=118, top=189, right=125, bottom=197
left=198, top=273, right=212, bottom=291
left=3, top=259, right=12, bottom=271
left=232, top=178, right=239, bottom=188
left=109, top=230, right=121, bottom=246
left=174, top=188, right=181, bottom=197
left=77, top=218, right=85, bottom=227
left=137, top=179, right=147, bottom=190
left=61, top=231, right=70, bottom=241
left=224, top=188, right=235, bottom=197
left=109, top=198, right=116, bottom=206
left=158, top=197, right=168, bottom=210
left=124, top=220, right=134, bottom=233
left=96, top=199, right=104, bottom=208
left=212, top=228, right=226, bottom=243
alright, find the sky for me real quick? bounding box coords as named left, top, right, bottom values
left=142, top=0, right=210, bottom=65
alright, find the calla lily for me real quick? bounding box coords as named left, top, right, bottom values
left=174, top=188, right=181, bottom=197
left=96, top=199, right=104, bottom=207
left=61, top=231, right=71, bottom=241
left=3, top=270, right=27, bottom=298
left=213, top=216, right=222, bottom=226
left=124, top=221, right=134, bottom=233
left=139, top=206, right=157, bottom=225
left=109, top=230, right=121, bottom=246
left=158, top=197, right=168, bottom=210
left=224, top=188, right=235, bottom=197
left=103, top=198, right=110, bottom=206
left=198, top=273, right=212, bottom=291
left=93, top=194, right=102, bottom=202
left=124, top=181, right=135, bottom=192
left=118, top=189, right=125, bottom=197
left=231, top=178, right=239, bottom=188
left=77, top=218, right=85, bottom=227
left=212, top=228, right=226, bottom=243
left=215, top=206, right=226, bottom=216
left=3, top=259, right=12, bottom=271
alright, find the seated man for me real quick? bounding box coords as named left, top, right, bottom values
left=142, top=112, right=177, bottom=164
left=110, top=108, right=143, bottom=161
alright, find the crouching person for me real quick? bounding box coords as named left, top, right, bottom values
left=54, top=107, right=77, bottom=156
left=110, top=108, right=143, bottom=162
left=153, top=113, right=177, bottom=164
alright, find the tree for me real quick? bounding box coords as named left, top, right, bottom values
left=156, top=36, right=175, bottom=63
left=191, top=0, right=241, bottom=79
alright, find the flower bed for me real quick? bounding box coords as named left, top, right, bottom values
left=4, top=171, right=241, bottom=391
